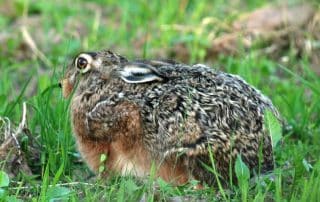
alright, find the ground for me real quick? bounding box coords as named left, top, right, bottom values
left=0, top=0, right=320, bottom=201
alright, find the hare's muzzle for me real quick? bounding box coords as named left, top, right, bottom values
left=61, top=79, right=74, bottom=98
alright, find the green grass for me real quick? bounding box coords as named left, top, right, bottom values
left=1, top=0, right=320, bottom=201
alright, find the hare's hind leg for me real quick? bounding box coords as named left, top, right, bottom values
left=187, top=153, right=232, bottom=187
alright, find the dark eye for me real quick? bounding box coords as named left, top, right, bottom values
left=77, top=57, right=88, bottom=69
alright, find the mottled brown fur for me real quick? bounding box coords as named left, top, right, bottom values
left=70, top=93, right=189, bottom=184
left=61, top=50, right=281, bottom=186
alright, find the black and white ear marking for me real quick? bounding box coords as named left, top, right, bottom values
left=119, top=63, right=164, bottom=83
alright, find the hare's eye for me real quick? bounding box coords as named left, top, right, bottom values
left=77, top=57, right=88, bottom=69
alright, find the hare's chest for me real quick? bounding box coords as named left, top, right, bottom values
left=108, top=141, right=151, bottom=178
left=112, top=153, right=149, bottom=177
left=76, top=137, right=151, bottom=178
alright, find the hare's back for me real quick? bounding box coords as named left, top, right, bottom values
left=142, top=64, right=275, bottom=134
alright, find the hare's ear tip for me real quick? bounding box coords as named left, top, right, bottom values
left=119, top=63, right=164, bottom=84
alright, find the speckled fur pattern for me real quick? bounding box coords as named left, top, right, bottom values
left=61, top=50, right=281, bottom=186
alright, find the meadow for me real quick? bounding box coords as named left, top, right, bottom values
left=0, top=0, right=320, bottom=201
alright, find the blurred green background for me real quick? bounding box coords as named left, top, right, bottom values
left=0, top=0, right=320, bottom=201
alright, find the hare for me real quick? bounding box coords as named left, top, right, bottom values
left=60, top=50, right=281, bottom=186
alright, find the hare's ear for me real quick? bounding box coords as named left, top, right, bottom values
left=119, top=62, right=164, bottom=83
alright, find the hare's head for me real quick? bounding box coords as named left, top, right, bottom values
left=60, top=50, right=169, bottom=98
left=60, top=50, right=129, bottom=97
